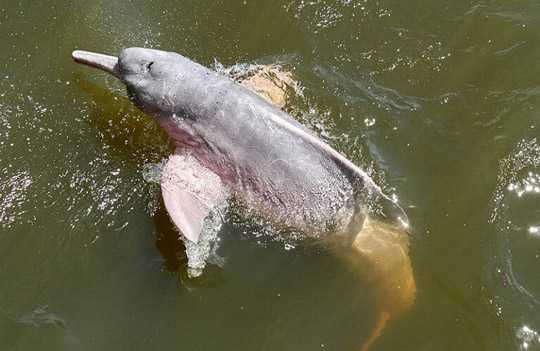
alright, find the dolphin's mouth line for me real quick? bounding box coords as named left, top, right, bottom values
left=72, top=50, right=119, bottom=77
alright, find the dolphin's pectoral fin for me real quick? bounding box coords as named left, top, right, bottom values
left=161, top=150, right=229, bottom=277
left=161, top=150, right=228, bottom=243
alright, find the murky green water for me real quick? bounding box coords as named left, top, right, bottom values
left=2, top=0, right=540, bottom=350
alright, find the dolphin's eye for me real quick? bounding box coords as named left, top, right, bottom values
left=146, top=61, right=154, bottom=71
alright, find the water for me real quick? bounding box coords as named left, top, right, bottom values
left=1, top=0, right=540, bottom=350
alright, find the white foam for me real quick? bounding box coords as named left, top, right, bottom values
left=182, top=206, right=225, bottom=278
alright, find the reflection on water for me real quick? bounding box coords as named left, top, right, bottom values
left=0, top=170, right=32, bottom=229
left=490, top=138, right=540, bottom=349
left=17, top=306, right=67, bottom=329
left=517, top=325, right=540, bottom=350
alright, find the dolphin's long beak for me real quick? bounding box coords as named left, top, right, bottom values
left=72, top=50, right=119, bottom=77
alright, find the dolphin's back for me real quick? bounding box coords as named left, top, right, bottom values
left=157, top=61, right=369, bottom=235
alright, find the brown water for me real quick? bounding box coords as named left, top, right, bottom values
left=1, top=0, right=540, bottom=350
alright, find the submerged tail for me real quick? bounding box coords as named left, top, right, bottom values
left=352, top=216, right=416, bottom=351
left=359, top=311, right=391, bottom=351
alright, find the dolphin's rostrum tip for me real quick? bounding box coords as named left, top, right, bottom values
left=71, top=49, right=119, bottom=77
left=71, top=50, right=85, bottom=61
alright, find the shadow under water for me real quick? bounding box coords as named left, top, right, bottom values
left=75, top=74, right=173, bottom=164
left=75, top=76, right=192, bottom=272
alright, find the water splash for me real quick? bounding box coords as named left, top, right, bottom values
left=364, top=117, right=376, bottom=127
left=214, top=59, right=304, bottom=104
left=516, top=325, right=540, bottom=350
left=142, top=160, right=166, bottom=184
left=183, top=205, right=226, bottom=278
left=507, top=172, right=540, bottom=197
left=214, top=60, right=264, bottom=81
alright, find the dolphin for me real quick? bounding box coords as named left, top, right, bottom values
left=72, top=48, right=415, bottom=350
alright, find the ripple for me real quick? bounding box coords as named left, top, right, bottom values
left=489, top=138, right=540, bottom=345
left=314, top=64, right=422, bottom=112
left=491, top=138, right=540, bottom=224
left=17, top=305, right=66, bottom=329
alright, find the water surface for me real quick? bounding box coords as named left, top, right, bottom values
left=1, top=0, right=540, bottom=350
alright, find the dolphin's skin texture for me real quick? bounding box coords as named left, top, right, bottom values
left=72, top=48, right=414, bottom=350
left=72, top=48, right=406, bottom=238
